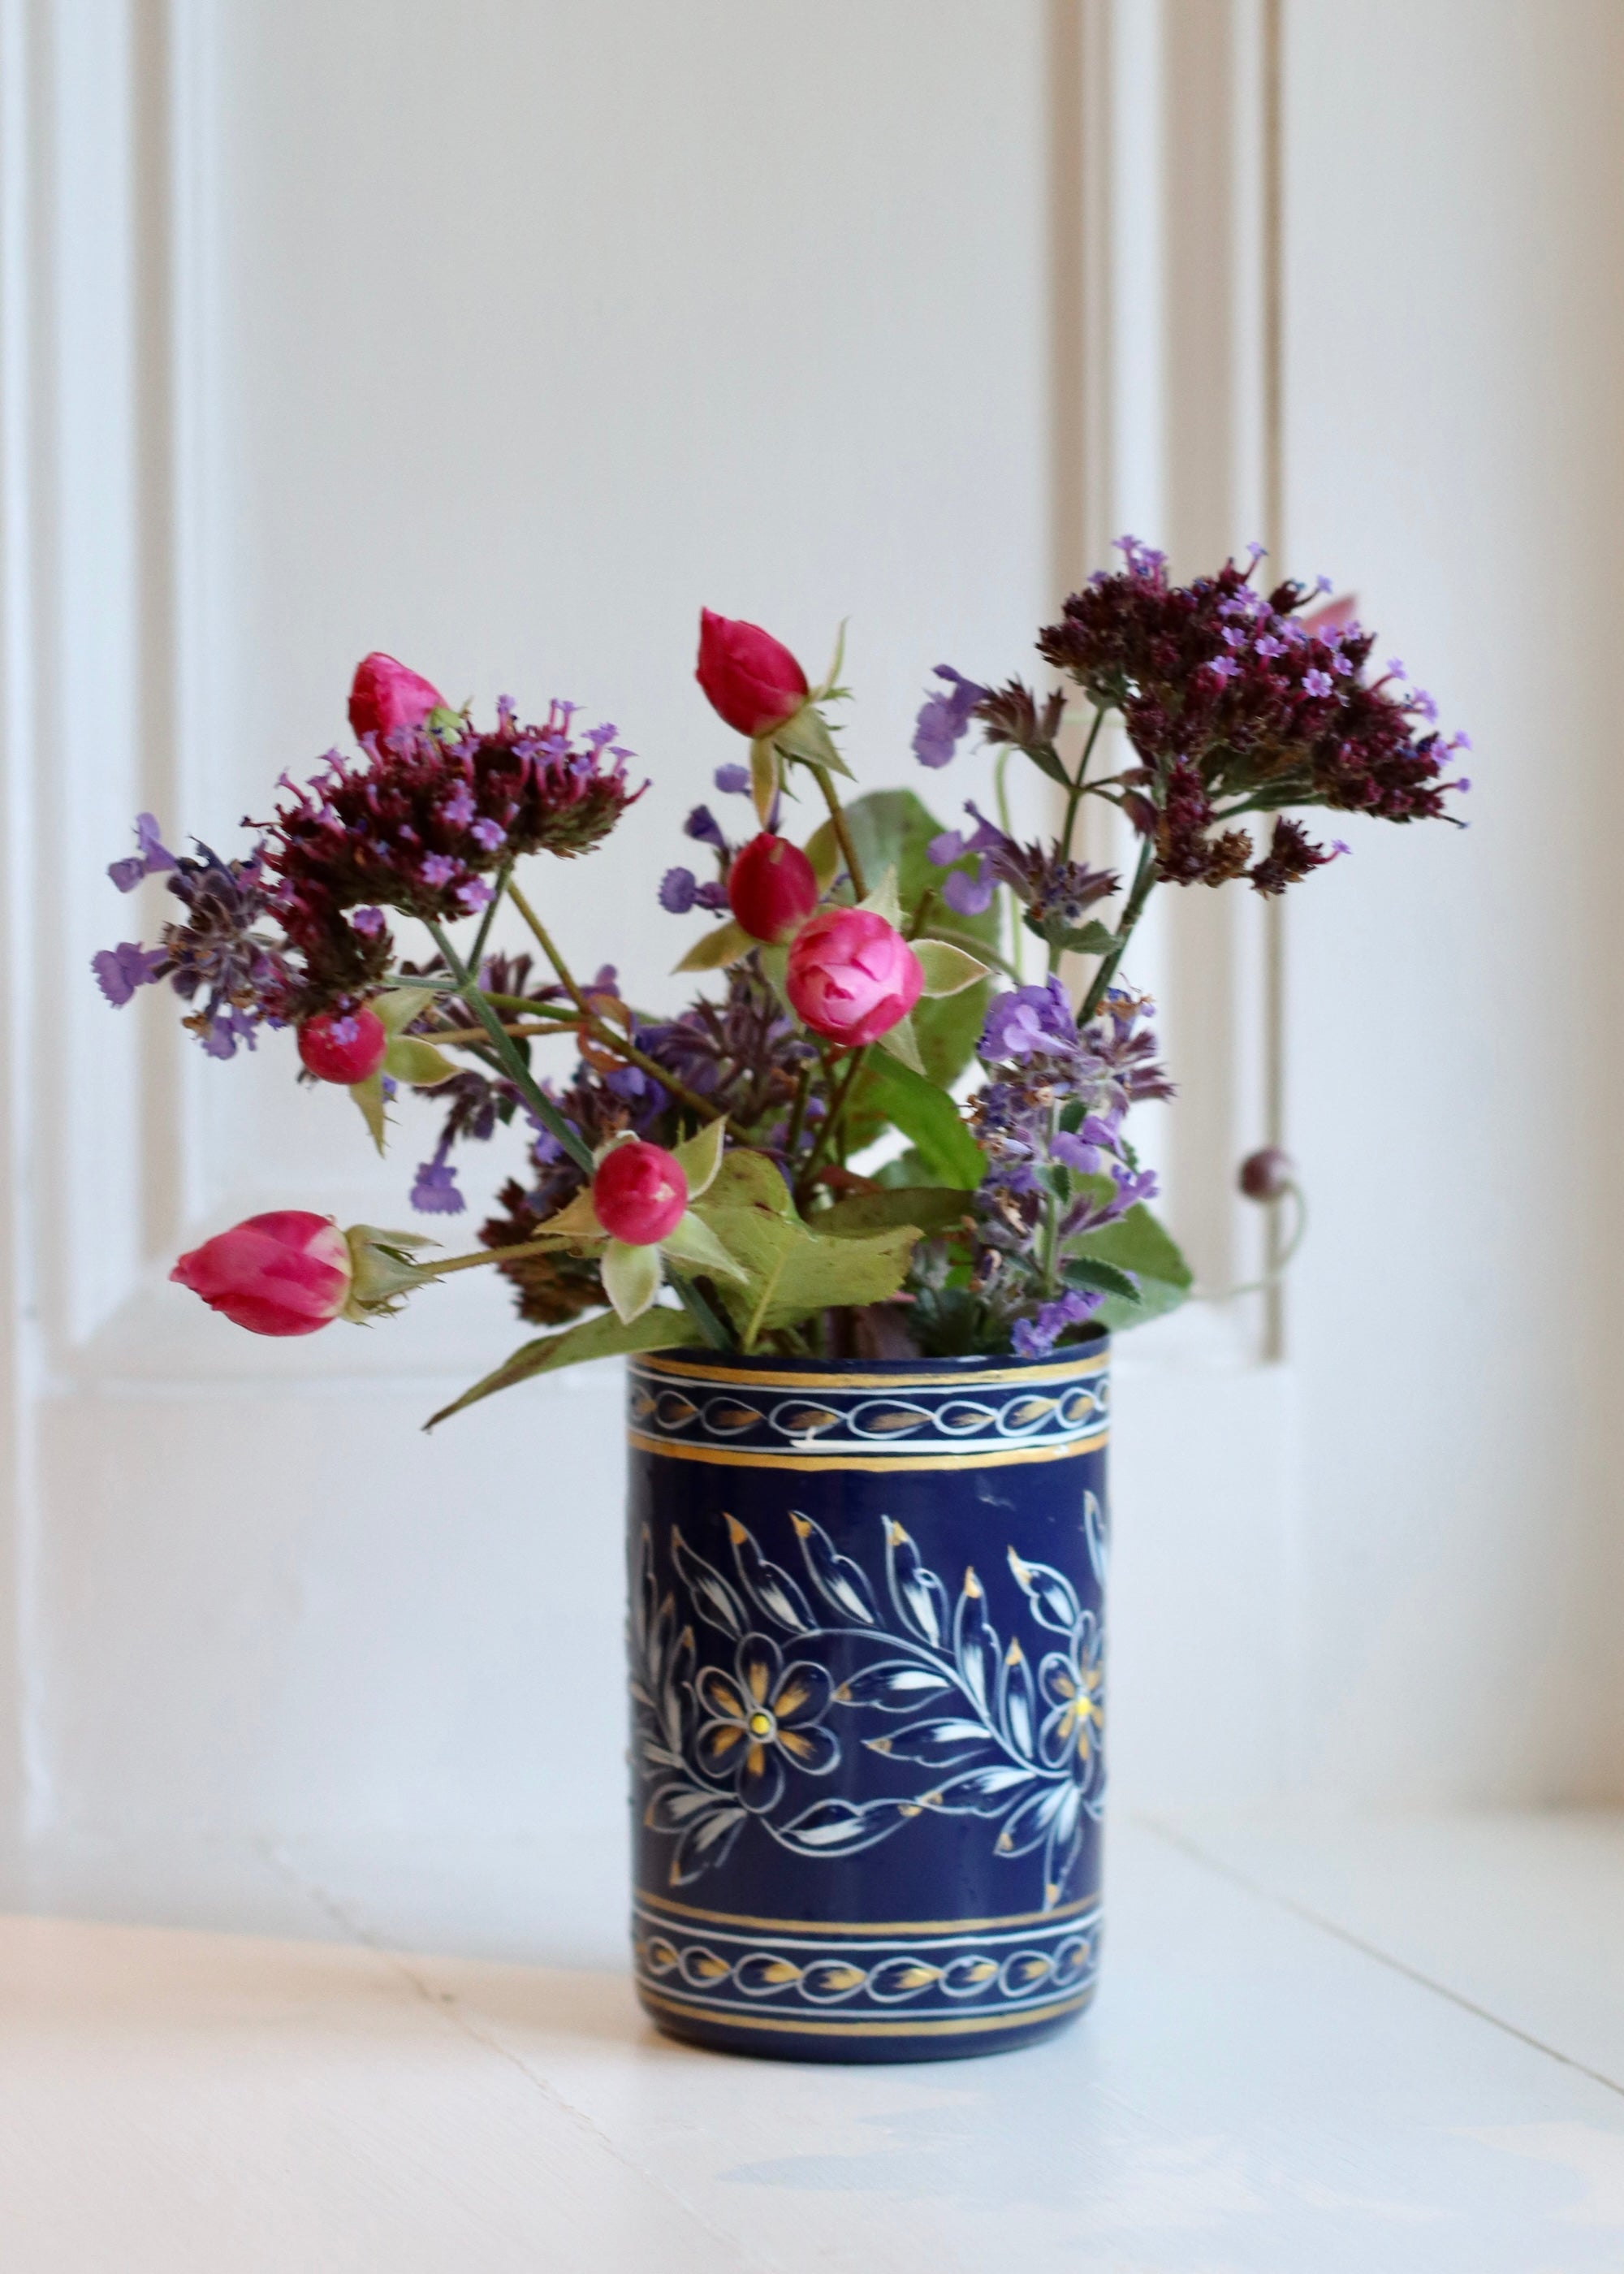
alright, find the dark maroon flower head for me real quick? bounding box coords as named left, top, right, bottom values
left=266, top=702, right=643, bottom=1007
left=1038, top=540, right=1466, bottom=893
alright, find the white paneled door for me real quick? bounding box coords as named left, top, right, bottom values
left=0, top=0, right=1614, bottom=1846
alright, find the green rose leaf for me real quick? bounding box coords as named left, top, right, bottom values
left=815, top=1187, right=974, bottom=1238
left=425, top=1306, right=691, bottom=1429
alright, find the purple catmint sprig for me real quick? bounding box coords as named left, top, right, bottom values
left=911, top=666, right=991, bottom=768
left=93, top=819, right=298, bottom=1057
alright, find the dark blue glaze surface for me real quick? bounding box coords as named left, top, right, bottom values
left=625, top=1342, right=1108, bottom=2063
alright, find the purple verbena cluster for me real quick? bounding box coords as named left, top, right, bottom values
left=270, top=701, right=641, bottom=1009
left=1037, top=539, right=1468, bottom=888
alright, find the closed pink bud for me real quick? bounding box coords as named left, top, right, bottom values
left=727, top=832, right=819, bottom=943
left=297, top=1007, right=388, bottom=1084
left=348, top=651, right=446, bottom=743
left=695, top=610, right=809, bottom=739
left=786, top=907, right=924, bottom=1047
left=593, top=1141, right=689, bottom=1246
left=171, top=1211, right=352, bottom=1337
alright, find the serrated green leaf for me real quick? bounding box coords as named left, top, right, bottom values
left=857, top=1053, right=985, bottom=1189
left=425, top=1306, right=690, bottom=1428
left=1060, top=1254, right=1141, bottom=1303
left=1030, top=917, right=1117, bottom=956
left=699, top=1147, right=794, bottom=1216
left=1070, top=1195, right=1194, bottom=1287
left=701, top=1205, right=918, bottom=1344
left=815, top=1187, right=974, bottom=1238
left=1069, top=1195, right=1194, bottom=1332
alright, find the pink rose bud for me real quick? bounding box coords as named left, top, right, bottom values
left=593, top=1141, right=689, bottom=1246
left=695, top=609, right=809, bottom=739
left=785, top=907, right=924, bottom=1047
left=1238, top=1146, right=1295, bottom=1202
left=727, top=832, right=819, bottom=943
left=170, top=1211, right=352, bottom=1336
left=297, top=1006, right=389, bottom=1084
left=348, top=651, right=446, bottom=743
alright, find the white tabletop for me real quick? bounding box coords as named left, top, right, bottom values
left=2, top=1809, right=1622, bottom=2271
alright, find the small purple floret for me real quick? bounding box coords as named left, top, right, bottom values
left=911, top=665, right=990, bottom=770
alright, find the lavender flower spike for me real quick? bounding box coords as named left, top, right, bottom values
left=912, top=666, right=989, bottom=769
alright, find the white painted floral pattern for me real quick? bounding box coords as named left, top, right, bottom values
left=630, top=1502, right=1107, bottom=1909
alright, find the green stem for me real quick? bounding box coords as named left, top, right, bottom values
left=1077, top=839, right=1157, bottom=1022
left=466, top=860, right=510, bottom=977
left=1058, top=706, right=1108, bottom=867
left=994, top=746, right=1025, bottom=983
left=425, top=919, right=594, bottom=1174
left=1048, top=707, right=1110, bottom=979
left=666, top=1268, right=736, bottom=1351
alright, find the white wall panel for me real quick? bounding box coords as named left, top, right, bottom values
left=1281, top=0, right=1624, bottom=1799
left=15, top=0, right=1619, bottom=1844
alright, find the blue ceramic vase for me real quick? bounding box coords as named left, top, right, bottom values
left=624, top=1339, right=1109, bottom=2062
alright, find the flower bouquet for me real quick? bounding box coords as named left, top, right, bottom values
left=97, top=540, right=1463, bottom=2059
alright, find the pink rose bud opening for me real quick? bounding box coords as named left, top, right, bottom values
left=695, top=610, right=809, bottom=739
left=348, top=651, right=446, bottom=743
left=593, top=1141, right=689, bottom=1246
left=297, top=1006, right=389, bottom=1085
left=785, top=907, right=925, bottom=1047
left=1238, top=1146, right=1295, bottom=1202
left=170, top=1211, right=352, bottom=1337
left=727, top=832, right=820, bottom=944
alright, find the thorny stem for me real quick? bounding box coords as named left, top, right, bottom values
left=797, top=1045, right=867, bottom=1200
left=814, top=769, right=867, bottom=901
left=783, top=1061, right=813, bottom=1160
left=425, top=919, right=594, bottom=1174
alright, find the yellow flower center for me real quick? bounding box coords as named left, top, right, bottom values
left=747, top=1710, right=775, bottom=1740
